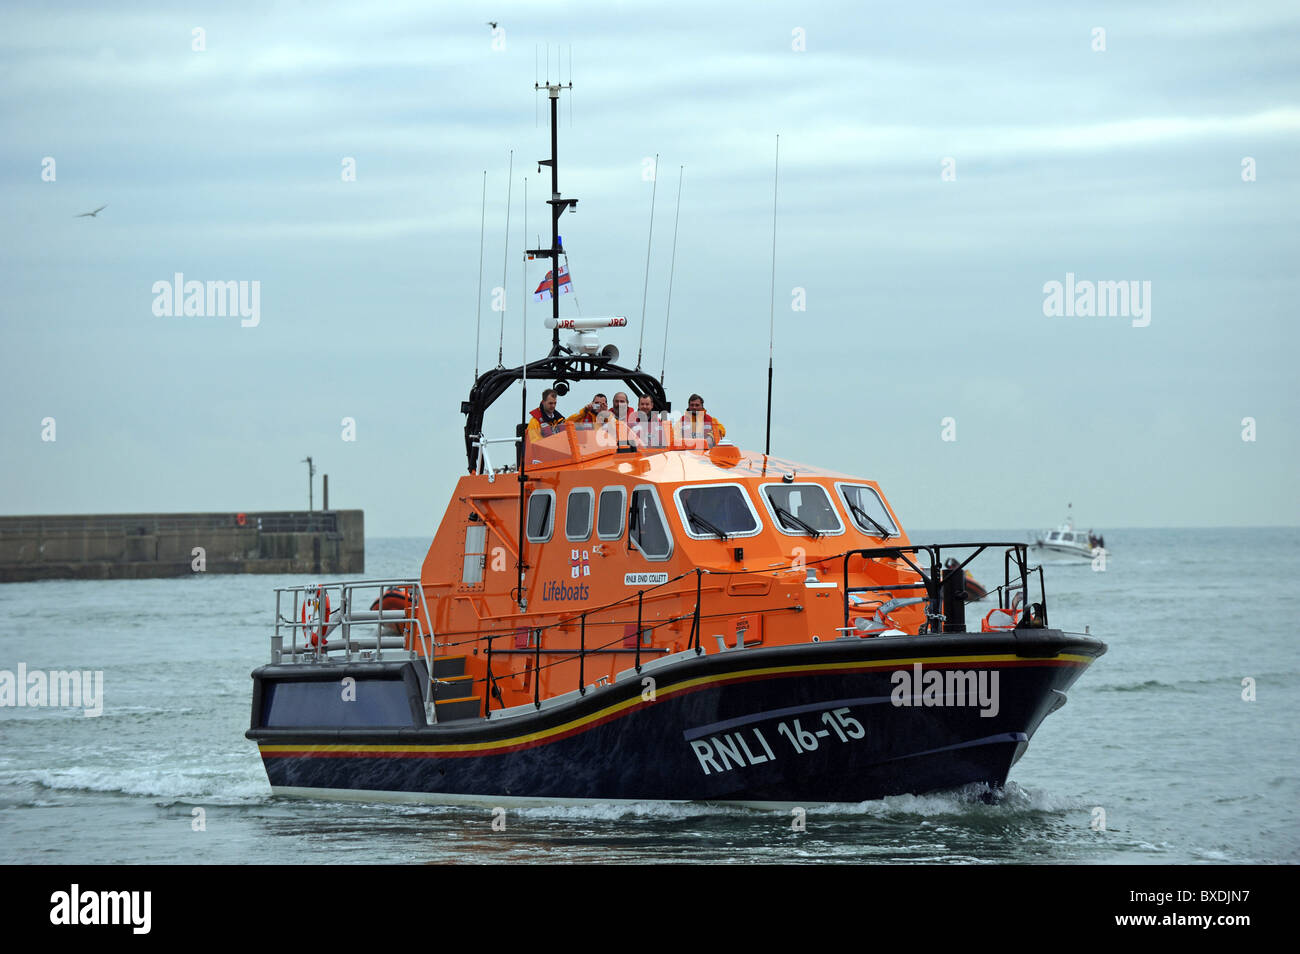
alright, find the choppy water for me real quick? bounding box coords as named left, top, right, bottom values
left=1, top=529, right=1296, bottom=864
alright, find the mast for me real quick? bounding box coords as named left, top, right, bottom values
left=527, top=79, right=576, bottom=353
left=463, top=76, right=667, bottom=471
left=514, top=78, right=576, bottom=611
left=765, top=134, right=779, bottom=456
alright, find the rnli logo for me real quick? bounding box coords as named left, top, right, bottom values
left=570, top=548, right=591, bottom=579
left=542, top=580, right=589, bottom=602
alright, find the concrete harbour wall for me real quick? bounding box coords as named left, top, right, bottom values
left=0, top=511, right=364, bottom=582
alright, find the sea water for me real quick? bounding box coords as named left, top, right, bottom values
left=1, top=529, right=1296, bottom=864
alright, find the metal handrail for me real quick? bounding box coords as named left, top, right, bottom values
left=468, top=567, right=707, bottom=713
left=840, top=542, right=1043, bottom=635
left=272, top=579, right=424, bottom=664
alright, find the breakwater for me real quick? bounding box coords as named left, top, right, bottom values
left=0, top=511, right=363, bottom=581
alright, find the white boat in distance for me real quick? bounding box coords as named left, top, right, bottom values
left=1032, top=507, right=1104, bottom=559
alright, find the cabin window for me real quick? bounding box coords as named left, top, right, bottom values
left=836, top=483, right=898, bottom=537
left=462, top=524, right=487, bottom=585
left=597, top=486, right=626, bottom=540
left=526, top=490, right=555, bottom=542
left=629, top=486, right=672, bottom=560
left=1048, top=532, right=1060, bottom=542
left=761, top=483, right=844, bottom=536
left=674, top=484, right=762, bottom=540
left=566, top=488, right=595, bottom=541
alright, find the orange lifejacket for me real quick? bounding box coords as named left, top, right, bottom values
left=527, top=407, right=567, bottom=440
left=678, top=411, right=724, bottom=446
left=567, top=408, right=600, bottom=427
left=630, top=410, right=671, bottom=448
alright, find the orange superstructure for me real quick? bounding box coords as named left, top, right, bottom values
left=418, top=425, right=928, bottom=715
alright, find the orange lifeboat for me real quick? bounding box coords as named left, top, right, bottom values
left=246, top=79, right=1107, bottom=806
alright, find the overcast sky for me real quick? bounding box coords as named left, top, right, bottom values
left=3, top=1, right=1297, bottom=537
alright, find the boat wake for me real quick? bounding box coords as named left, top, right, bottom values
left=2, top=766, right=268, bottom=804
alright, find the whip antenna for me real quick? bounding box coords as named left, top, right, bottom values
left=474, top=170, right=487, bottom=381
left=636, top=152, right=659, bottom=369
left=515, top=173, right=531, bottom=613
left=659, top=164, right=684, bottom=384
left=522, top=175, right=528, bottom=358
left=497, top=150, right=513, bottom=366
left=765, top=134, right=779, bottom=457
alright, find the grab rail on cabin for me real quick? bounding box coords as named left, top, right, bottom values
left=839, top=543, right=1045, bottom=636
left=477, top=567, right=706, bottom=713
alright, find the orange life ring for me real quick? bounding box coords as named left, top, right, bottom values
left=301, top=588, right=331, bottom=646
left=236, top=512, right=247, bottom=527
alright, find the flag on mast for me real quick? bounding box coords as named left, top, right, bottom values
left=533, top=264, right=573, bottom=301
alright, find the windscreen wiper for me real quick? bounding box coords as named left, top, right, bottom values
left=848, top=501, right=892, bottom=539
left=686, top=510, right=729, bottom=541
left=775, top=505, right=822, bottom=539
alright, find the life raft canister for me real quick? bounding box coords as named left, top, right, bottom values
left=301, top=587, right=331, bottom=647
left=981, top=593, right=1023, bottom=632
left=236, top=512, right=247, bottom=527
left=980, top=607, right=1019, bottom=632
left=369, top=587, right=411, bottom=613
left=370, top=587, right=415, bottom=643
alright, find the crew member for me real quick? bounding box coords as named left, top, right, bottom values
left=526, top=388, right=568, bottom=442
left=610, top=391, right=634, bottom=425
left=593, top=391, right=637, bottom=448
left=678, top=393, right=726, bottom=448
left=567, top=393, right=608, bottom=428
left=633, top=394, right=671, bottom=448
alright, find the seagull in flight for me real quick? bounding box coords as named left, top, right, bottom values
left=486, top=21, right=498, bottom=29
left=75, top=204, right=107, bottom=218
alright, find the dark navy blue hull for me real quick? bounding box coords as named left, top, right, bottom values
left=248, top=631, right=1105, bottom=804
